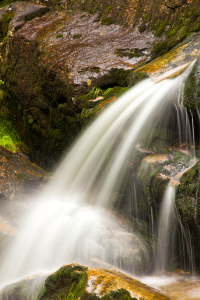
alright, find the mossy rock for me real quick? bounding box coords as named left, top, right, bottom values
left=183, top=57, right=200, bottom=111
left=176, top=161, right=200, bottom=270
left=0, top=264, right=169, bottom=299
left=101, top=17, right=113, bottom=25
left=39, top=265, right=88, bottom=300
left=39, top=265, right=139, bottom=300
left=0, top=10, right=14, bottom=42
left=127, top=71, right=148, bottom=87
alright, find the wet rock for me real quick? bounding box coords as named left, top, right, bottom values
left=0, top=273, right=47, bottom=300
left=0, top=264, right=169, bottom=300
left=0, top=146, right=47, bottom=199
left=163, top=0, right=187, bottom=9
left=9, top=10, right=157, bottom=89
left=137, top=149, right=191, bottom=213
left=176, top=161, right=200, bottom=226
left=0, top=3, right=160, bottom=167
left=183, top=56, right=200, bottom=111
left=176, top=161, right=200, bottom=269
left=136, top=33, right=200, bottom=77
left=11, top=2, right=49, bottom=31
left=0, top=145, right=49, bottom=246
left=95, top=210, right=153, bottom=275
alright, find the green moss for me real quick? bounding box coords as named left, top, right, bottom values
left=101, top=17, right=113, bottom=25
left=78, top=86, right=128, bottom=107
left=155, top=21, right=167, bottom=37
left=56, top=34, right=63, bottom=38
left=78, top=66, right=100, bottom=73
left=150, top=17, right=157, bottom=31
left=127, top=71, right=148, bottom=88
left=73, top=34, right=82, bottom=39
left=115, top=48, right=144, bottom=59
left=39, top=265, right=138, bottom=300
left=93, top=6, right=98, bottom=13
left=151, top=40, right=169, bottom=59
left=105, top=6, right=112, bottom=15
left=0, top=10, right=14, bottom=42
left=96, top=68, right=132, bottom=88
left=0, top=117, right=28, bottom=153
left=39, top=265, right=88, bottom=300
left=17, top=173, right=32, bottom=182
left=183, top=61, right=198, bottom=111
left=80, top=14, right=87, bottom=18
left=176, top=162, right=200, bottom=269
left=0, top=0, right=14, bottom=8
left=143, top=13, right=150, bottom=22
left=138, top=23, right=146, bottom=33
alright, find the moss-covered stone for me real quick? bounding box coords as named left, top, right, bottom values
left=0, top=0, right=15, bottom=8
left=127, top=71, right=148, bottom=87
left=183, top=58, right=200, bottom=111
left=39, top=265, right=140, bottom=300
left=176, top=161, right=200, bottom=269
left=39, top=265, right=88, bottom=300
left=0, top=264, right=169, bottom=300
left=0, top=10, right=14, bottom=42
left=101, top=17, right=113, bottom=25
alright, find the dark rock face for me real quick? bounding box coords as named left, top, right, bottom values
left=176, top=161, right=200, bottom=269
left=183, top=57, right=200, bottom=112
left=1, top=0, right=200, bottom=168
left=0, top=145, right=47, bottom=199
left=163, top=0, right=187, bottom=9
left=0, top=2, right=159, bottom=168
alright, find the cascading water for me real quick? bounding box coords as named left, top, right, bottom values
left=0, top=62, right=199, bottom=294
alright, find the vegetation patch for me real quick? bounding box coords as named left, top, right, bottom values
left=56, top=34, right=63, bottom=38
left=73, top=34, right=82, bottom=39
left=115, top=48, right=145, bottom=59
left=39, top=265, right=138, bottom=300
left=105, top=6, right=112, bottom=16
left=39, top=265, right=88, bottom=300
left=127, top=71, right=148, bottom=87
left=78, top=86, right=128, bottom=103
left=78, top=66, right=100, bottom=73
left=138, top=23, right=146, bottom=33
left=0, top=10, right=14, bottom=43
left=0, top=116, right=27, bottom=153
left=183, top=60, right=200, bottom=111
left=101, top=17, right=113, bottom=26
left=0, top=0, right=14, bottom=8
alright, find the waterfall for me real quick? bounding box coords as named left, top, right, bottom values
left=0, top=62, right=198, bottom=290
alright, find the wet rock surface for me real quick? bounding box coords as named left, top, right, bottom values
left=0, top=145, right=48, bottom=256
left=12, top=9, right=158, bottom=89
left=176, top=160, right=200, bottom=268
left=137, top=33, right=200, bottom=77
left=0, top=145, right=47, bottom=199
left=94, top=210, right=153, bottom=275
left=0, top=2, right=160, bottom=168
left=0, top=264, right=169, bottom=300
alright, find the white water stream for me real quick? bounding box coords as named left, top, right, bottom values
left=0, top=63, right=198, bottom=294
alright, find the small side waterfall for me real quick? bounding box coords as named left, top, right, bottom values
left=0, top=62, right=198, bottom=290
left=155, top=183, right=176, bottom=271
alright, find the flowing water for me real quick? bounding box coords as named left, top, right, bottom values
left=0, top=63, right=200, bottom=296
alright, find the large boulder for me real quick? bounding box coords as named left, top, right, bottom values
left=0, top=2, right=160, bottom=168
left=0, top=264, right=169, bottom=300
